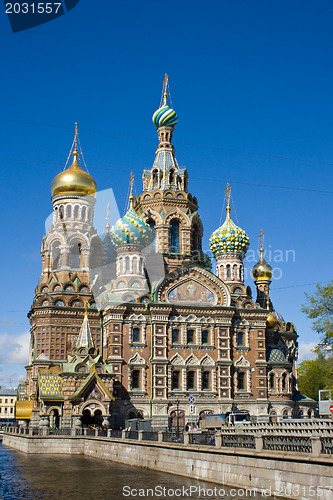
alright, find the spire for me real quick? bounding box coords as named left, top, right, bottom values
left=75, top=303, right=94, bottom=349
left=129, top=172, right=134, bottom=209
left=72, top=122, right=79, bottom=165
left=225, top=183, right=231, bottom=220
left=105, top=203, right=110, bottom=234
left=51, top=122, right=97, bottom=197
left=163, top=73, right=168, bottom=106
left=259, top=228, right=264, bottom=259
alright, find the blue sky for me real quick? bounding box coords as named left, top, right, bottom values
left=1, top=0, right=332, bottom=387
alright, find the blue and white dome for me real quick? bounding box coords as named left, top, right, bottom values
left=110, top=208, right=153, bottom=247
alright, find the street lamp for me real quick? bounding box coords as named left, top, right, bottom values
left=176, top=399, right=180, bottom=440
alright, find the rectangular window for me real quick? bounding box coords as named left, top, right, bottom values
left=132, top=370, right=140, bottom=389
left=172, top=329, right=179, bottom=343
left=237, top=372, right=245, bottom=391
left=132, top=328, right=140, bottom=343
left=237, top=332, right=244, bottom=346
left=187, top=330, right=194, bottom=344
left=187, top=371, right=195, bottom=390
left=172, top=371, right=180, bottom=389
left=202, top=330, right=209, bottom=344
left=202, top=371, right=210, bottom=390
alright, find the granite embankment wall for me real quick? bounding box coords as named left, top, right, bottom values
left=3, top=433, right=332, bottom=500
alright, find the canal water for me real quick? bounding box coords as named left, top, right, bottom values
left=0, top=443, right=271, bottom=499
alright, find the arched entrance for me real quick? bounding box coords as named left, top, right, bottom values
left=81, top=407, right=104, bottom=428
left=50, top=409, right=60, bottom=429
left=169, top=410, right=185, bottom=431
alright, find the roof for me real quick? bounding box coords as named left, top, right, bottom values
left=38, top=374, right=64, bottom=401
left=69, top=371, right=114, bottom=401
left=0, top=388, right=17, bottom=396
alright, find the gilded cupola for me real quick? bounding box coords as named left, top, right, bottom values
left=51, top=123, right=97, bottom=197
left=252, top=229, right=273, bottom=281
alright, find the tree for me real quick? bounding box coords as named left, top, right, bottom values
left=302, top=281, right=333, bottom=346
left=297, top=352, right=333, bottom=401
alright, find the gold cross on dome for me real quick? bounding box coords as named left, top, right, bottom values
left=163, top=74, right=168, bottom=105
left=225, top=183, right=231, bottom=220
left=259, top=228, right=264, bottom=249
left=225, top=183, right=231, bottom=203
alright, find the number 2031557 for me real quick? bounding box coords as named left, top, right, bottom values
left=5, top=3, right=62, bottom=14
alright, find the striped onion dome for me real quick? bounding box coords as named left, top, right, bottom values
left=152, top=104, right=178, bottom=128
left=110, top=207, right=153, bottom=247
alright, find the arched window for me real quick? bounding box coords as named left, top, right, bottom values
left=187, top=371, right=195, bottom=390
left=170, top=220, right=180, bottom=253
left=51, top=241, right=61, bottom=269
left=125, top=256, right=130, bottom=272
left=237, top=331, right=244, bottom=346
left=132, top=327, right=140, bottom=343
left=81, top=206, right=86, bottom=221
left=282, top=373, right=287, bottom=391
left=269, top=372, right=275, bottom=389
left=66, top=205, right=72, bottom=218
left=226, top=264, right=231, bottom=278
left=73, top=205, right=79, bottom=219
left=152, top=170, right=158, bottom=187
left=169, top=170, right=174, bottom=185
left=70, top=240, right=81, bottom=269
left=202, top=371, right=210, bottom=390
left=172, top=371, right=180, bottom=390
left=202, top=330, right=209, bottom=344
left=172, top=329, right=179, bottom=344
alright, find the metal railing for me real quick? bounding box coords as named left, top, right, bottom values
left=221, top=433, right=256, bottom=449
left=4, top=425, right=333, bottom=458
left=162, top=431, right=184, bottom=443
left=189, top=432, right=215, bottom=446
left=321, top=437, right=333, bottom=455
left=142, top=431, right=159, bottom=441
left=263, top=435, right=312, bottom=453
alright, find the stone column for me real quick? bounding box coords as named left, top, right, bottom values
left=310, top=436, right=322, bottom=457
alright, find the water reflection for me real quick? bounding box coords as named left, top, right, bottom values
left=0, top=443, right=271, bottom=499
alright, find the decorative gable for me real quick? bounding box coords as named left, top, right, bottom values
left=154, top=264, right=231, bottom=306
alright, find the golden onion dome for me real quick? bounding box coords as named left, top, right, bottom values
left=266, top=312, right=278, bottom=329
left=252, top=247, right=273, bottom=281
left=51, top=150, right=97, bottom=197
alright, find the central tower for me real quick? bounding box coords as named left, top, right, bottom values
left=135, top=75, right=206, bottom=273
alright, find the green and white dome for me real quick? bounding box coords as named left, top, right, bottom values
left=110, top=207, right=153, bottom=247
left=210, top=217, right=249, bottom=257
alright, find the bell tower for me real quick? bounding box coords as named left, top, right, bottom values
left=27, top=124, right=102, bottom=367
left=135, top=75, right=206, bottom=273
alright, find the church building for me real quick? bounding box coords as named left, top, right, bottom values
left=16, top=77, right=313, bottom=429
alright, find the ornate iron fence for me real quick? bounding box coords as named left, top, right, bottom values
left=142, top=431, right=159, bottom=441
left=263, top=435, right=312, bottom=453
left=221, top=434, right=255, bottom=449
left=189, top=432, right=215, bottom=446
left=321, top=437, right=333, bottom=455
left=162, top=432, right=184, bottom=443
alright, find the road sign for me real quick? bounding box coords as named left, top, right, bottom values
left=188, top=396, right=195, bottom=404
left=329, top=405, right=333, bottom=414
left=190, top=405, right=195, bottom=414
